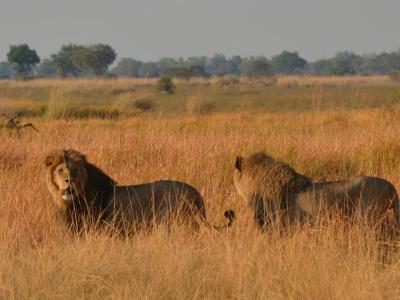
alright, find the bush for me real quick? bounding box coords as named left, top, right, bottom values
left=219, top=76, right=240, bottom=86
left=186, top=98, right=217, bottom=115
left=134, top=99, right=154, bottom=111
left=157, top=76, right=175, bottom=94
left=388, top=71, right=400, bottom=82
left=198, top=101, right=217, bottom=114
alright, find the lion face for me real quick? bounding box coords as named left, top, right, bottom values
left=45, top=149, right=88, bottom=206
left=52, top=161, right=85, bottom=202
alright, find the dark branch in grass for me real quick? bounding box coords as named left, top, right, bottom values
left=0, top=113, right=39, bottom=134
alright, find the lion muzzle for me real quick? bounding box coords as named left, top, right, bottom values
left=60, top=188, right=74, bottom=201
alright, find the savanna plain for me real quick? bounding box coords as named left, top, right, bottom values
left=2, top=76, right=400, bottom=299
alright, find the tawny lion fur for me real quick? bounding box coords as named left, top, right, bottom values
left=234, top=152, right=400, bottom=230
left=45, top=149, right=234, bottom=233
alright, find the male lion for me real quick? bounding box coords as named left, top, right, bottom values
left=233, top=152, right=400, bottom=230
left=45, top=149, right=234, bottom=233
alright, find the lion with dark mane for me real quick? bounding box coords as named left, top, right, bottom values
left=233, top=152, right=400, bottom=230
left=45, top=149, right=234, bottom=233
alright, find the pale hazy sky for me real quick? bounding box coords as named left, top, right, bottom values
left=0, top=0, right=398, bottom=62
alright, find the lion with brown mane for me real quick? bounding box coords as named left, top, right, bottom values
left=233, top=152, right=400, bottom=230
left=45, top=149, right=234, bottom=233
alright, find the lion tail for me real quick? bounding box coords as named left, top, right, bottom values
left=224, top=210, right=236, bottom=227
left=209, top=209, right=236, bottom=230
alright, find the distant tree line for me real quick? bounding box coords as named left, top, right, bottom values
left=1, top=43, right=116, bottom=79
left=1, top=43, right=400, bottom=79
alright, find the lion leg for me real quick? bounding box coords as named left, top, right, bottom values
left=251, top=195, right=267, bottom=230
left=254, top=207, right=267, bottom=230
left=391, top=193, right=400, bottom=230
left=252, top=195, right=282, bottom=231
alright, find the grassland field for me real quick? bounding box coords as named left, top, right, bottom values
left=2, top=75, right=400, bottom=299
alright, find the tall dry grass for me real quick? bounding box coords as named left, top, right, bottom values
left=1, top=107, right=400, bottom=298
left=275, top=75, right=396, bottom=87
left=1, top=75, right=400, bottom=119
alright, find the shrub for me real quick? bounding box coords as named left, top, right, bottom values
left=186, top=98, right=217, bottom=115
left=157, top=76, right=175, bottom=94
left=134, top=99, right=154, bottom=111
left=388, top=71, right=400, bottom=82
left=219, top=76, right=240, bottom=86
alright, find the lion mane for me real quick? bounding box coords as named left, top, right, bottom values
left=234, top=152, right=311, bottom=228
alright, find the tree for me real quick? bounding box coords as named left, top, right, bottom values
left=206, top=54, right=238, bottom=76
left=73, top=44, right=116, bottom=76
left=308, top=59, right=332, bottom=75
left=186, top=56, right=207, bottom=70
left=157, top=76, right=175, bottom=94
left=36, top=59, right=57, bottom=78
left=380, top=51, right=400, bottom=72
left=157, top=57, right=183, bottom=74
left=358, top=54, right=386, bottom=75
left=187, top=65, right=207, bottom=77
left=270, top=51, right=307, bottom=74
left=138, top=62, right=160, bottom=78
left=230, top=55, right=242, bottom=74
left=327, top=52, right=360, bottom=75
left=0, top=62, right=12, bottom=79
left=240, top=56, right=272, bottom=77
left=164, top=65, right=206, bottom=79
left=51, top=44, right=83, bottom=77
left=112, top=58, right=143, bottom=77
left=7, top=44, right=40, bottom=78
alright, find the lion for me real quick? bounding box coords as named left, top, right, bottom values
left=233, top=152, right=400, bottom=230
left=45, top=149, right=234, bottom=233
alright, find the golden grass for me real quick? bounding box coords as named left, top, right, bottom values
left=1, top=75, right=399, bottom=119
left=0, top=75, right=393, bottom=88
left=1, top=106, right=400, bottom=298
left=276, top=75, right=395, bottom=87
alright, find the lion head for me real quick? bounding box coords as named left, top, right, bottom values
left=45, top=149, right=89, bottom=209
left=234, top=152, right=311, bottom=200
left=233, top=152, right=311, bottom=228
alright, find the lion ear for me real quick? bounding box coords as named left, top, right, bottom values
left=235, top=156, right=243, bottom=172
left=45, top=154, right=58, bottom=167
left=65, top=149, right=87, bottom=164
